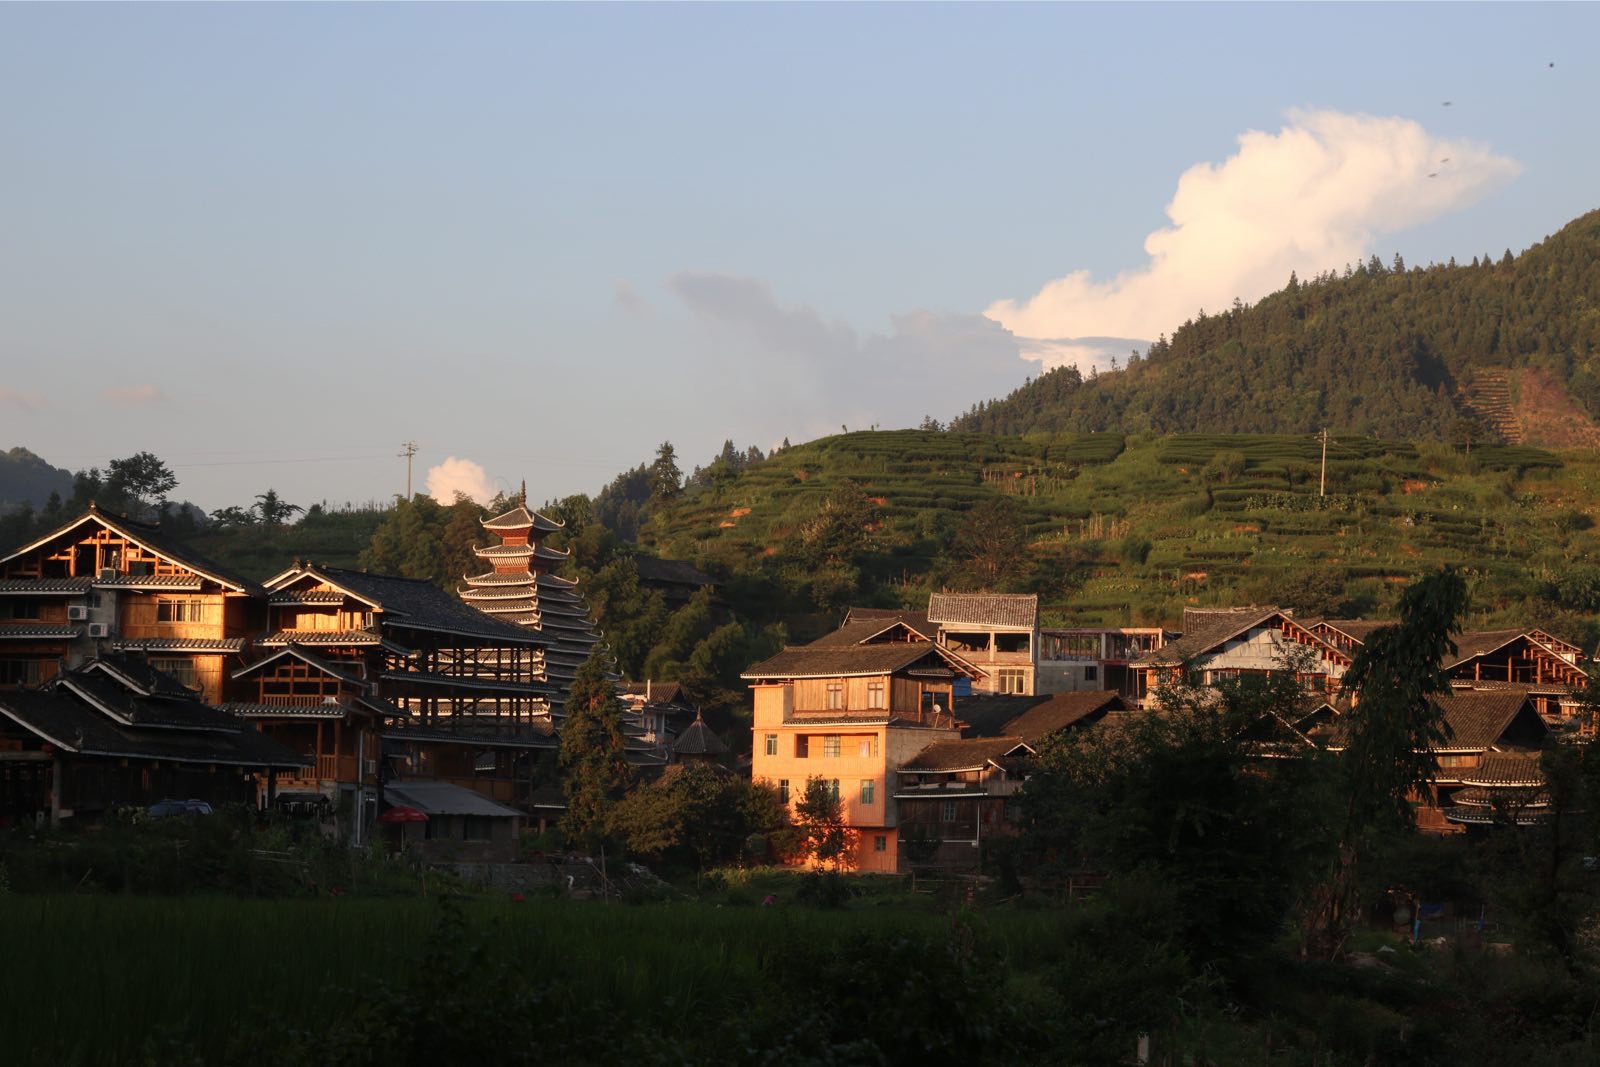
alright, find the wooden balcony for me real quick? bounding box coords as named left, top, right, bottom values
left=274, top=754, right=359, bottom=784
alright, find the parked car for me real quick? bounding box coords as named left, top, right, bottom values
left=146, top=798, right=214, bottom=817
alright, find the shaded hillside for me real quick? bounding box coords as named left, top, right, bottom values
left=641, top=429, right=1600, bottom=645
left=0, top=447, right=73, bottom=513
left=953, top=209, right=1600, bottom=443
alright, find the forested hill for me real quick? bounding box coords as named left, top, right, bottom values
left=952, top=209, right=1600, bottom=444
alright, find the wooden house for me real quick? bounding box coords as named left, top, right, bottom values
left=928, top=593, right=1039, bottom=696
left=1038, top=627, right=1169, bottom=699
left=744, top=639, right=985, bottom=872
left=0, top=505, right=262, bottom=701
left=1133, top=607, right=1351, bottom=706
left=1315, top=620, right=1590, bottom=732
left=228, top=561, right=559, bottom=834
left=894, top=736, right=1031, bottom=871
left=0, top=655, right=304, bottom=826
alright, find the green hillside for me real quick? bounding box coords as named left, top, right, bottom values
left=641, top=428, right=1600, bottom=645
left=952, top=209, right=1600, bottom=444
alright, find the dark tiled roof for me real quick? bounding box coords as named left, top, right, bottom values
left=1460, top=751, right=1546, bottom=787
left=1446, top=629, right=1534, bottom=667
left=673, top=714, right=730, bottom=757
left=619, top=681, right=685, bottom=704
left=1137, top=607, right=1288, bottom=666
left=0, top=578, right=94, bottom=594
left=109, top=637, right=247, bottom=652
left=1001, top=691, right=1130, bottom=743
left=0, top=625, right=77, bottom=639
left=92, top=575, right=204, bottom=590
left=56, top=671, right=235, bottom=733
left=951, top=694, right=1051, bottom=737
left=901, top=736, right=1030, bottom=772
left=810, top=616, right=936, bottom=648
left=1436, top=690, right=1546, bottom=750
left=0, top=689, right=306, bottom=768
left=927, top=593, right=1038, bottom=629
left=258, top=629, right=384, bottom=647
left=742, top=643, right=981, bottom=680
left=220, top=702, right=350, bottom=720
left=633, top=556, right=714, bottom=588
left=1313, top=619, right=1395, bottom=644
left=482, top=505, right=564, bottom=533
left=283, top=565, right=551, bottom=647
left=85, top=653, right=198, bottom=698
left=268, top=590, right=347, bottom=605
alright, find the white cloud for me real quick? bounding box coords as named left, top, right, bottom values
left=426, top=456, right=497, bottom=505
left=986, top=109, right=1522, bottom=371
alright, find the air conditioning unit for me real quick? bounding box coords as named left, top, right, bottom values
left=97, top=568, right=118, bottom=581
left=67, top=606, right=90, bottom=622
left=86, top=623, right=110, bottom=638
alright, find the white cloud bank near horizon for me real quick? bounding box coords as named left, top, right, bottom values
left=427, top=456, right=497, bottom=505
left=987, top=109, right=1522, bottom=372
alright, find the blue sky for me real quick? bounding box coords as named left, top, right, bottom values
left=2, top=3, right=1596, bottom=512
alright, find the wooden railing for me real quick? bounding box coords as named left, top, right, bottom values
left=261, top=695, right=337, bottom=707
left=277, top=755, right=358, bottom=783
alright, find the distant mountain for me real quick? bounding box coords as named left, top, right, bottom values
left=952, top=209, right=1600, bottom=444
left=0, top=447, right=73, bottom=515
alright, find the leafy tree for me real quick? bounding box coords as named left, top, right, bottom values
left=209, top=505, right=258, bottom=528
left=609, top=763, right=787, bottom=870
left=948, top=497, right=1031, bottom=589
left=558, top=652, right=633, bottom=851
left=1015, top=661, right=1333, bottom=973
left=1301, top=567, right=1468, bottom=958
left=106, top=451, right=178, bottom=514
left=798, top=482, right=877, bottom=569
left=363, top=496, right=486, bottom=589
left=253, top=489, right=304, bottom=526
left=793, top=777, right=854, bottom=869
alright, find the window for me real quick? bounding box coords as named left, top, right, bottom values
left=462, top=816, right=493, bottom=842
left=829, top=779, right=841, bottom=802
left=823, top=735, right=841, bottom=758
left=157, top=599, right=205, bottom=624
left=860, top=779, right=875, bottom=805
left=825, top=681, right=844, bottom=710
left=858, top=737, right=876, bottom=758
left=874, top=835, right=887, bottom=853
left=764, top=733, right=778, bottom=756
left=0, top=659, right=44, bottom=686
left=1083, top=665, right=1098, bottom=682
left=149, top=658, right=199, bottom=692
left=997, top=668, right=1027, bottom=695
left=779, top=780, right=790, bottom=804
left=2, top=600, right=41, bottom=621
left=942, top=800, right=957, bottom=823
left=795, top=735, right=809, bottom=758
left=867, top=680, right=886, bottom=709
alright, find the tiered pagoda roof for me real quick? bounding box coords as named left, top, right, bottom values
left=459, top=499, right=609, bottom=709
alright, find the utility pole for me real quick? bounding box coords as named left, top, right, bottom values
left=1319, top=428, right=1328, bottom=498
left=399, top=441, right=418, bottom=501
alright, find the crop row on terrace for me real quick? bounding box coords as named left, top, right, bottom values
left=643, top=429, right=1595, bottom=630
